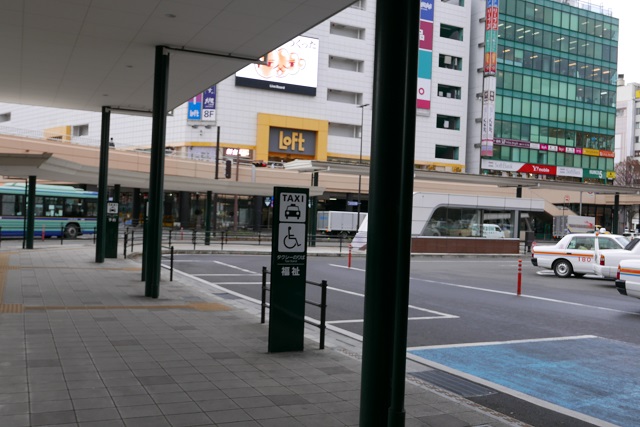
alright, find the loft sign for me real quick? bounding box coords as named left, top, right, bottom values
left=269, top=127, right=316, bottom=155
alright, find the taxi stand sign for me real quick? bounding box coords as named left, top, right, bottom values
left=268, top=187, right=309, bottom=353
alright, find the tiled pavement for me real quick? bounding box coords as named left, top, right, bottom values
left=0, top=239, right=525, bottom=426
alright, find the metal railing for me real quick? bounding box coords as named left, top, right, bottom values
left=122, top=226, right=352, bottom=256
left=260, top=266, right=328, bottom=350
left=0, top=225, right=98, bottom=247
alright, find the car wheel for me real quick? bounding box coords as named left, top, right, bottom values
left=553, top=259, right=573, bottom=278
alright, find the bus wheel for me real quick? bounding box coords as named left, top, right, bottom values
left=64, top=224, right=79, bottom=239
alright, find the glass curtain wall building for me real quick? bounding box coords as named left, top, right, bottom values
left=472, top=0, right=619, bottom=183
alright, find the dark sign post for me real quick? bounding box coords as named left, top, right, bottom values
left=105, top=202, right=119, bottom=258
left=268, top=187, right=309, bottom=353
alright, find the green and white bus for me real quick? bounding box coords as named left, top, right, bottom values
left=0, top=183, right=98, bottom=239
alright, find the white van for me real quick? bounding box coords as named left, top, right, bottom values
left=471, top=224, right=505, bottom=238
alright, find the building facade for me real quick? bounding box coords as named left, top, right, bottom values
left=0, top=0, right=474, bottom=173
left=615, top=78, right=640, bottom=161
left=0, top=0, right=623, bottom=184
left=469, top=0, right=619, bottom=184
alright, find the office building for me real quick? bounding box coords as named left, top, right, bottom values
left=469, top=0, right=619, bottom=183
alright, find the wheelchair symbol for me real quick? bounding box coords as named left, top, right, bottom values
left=283, top=226, right=301, bottom=249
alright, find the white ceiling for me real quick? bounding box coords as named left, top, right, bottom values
left=0, top=0, right=354, bottom=112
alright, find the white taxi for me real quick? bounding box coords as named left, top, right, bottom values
left=531, top=232, right=629, bottom=278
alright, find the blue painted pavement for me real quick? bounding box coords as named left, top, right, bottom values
left=410, top=337, right=639, bottom=427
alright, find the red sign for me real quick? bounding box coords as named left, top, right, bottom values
left=599, top=150, right=615, bottom=158
left=518, top=163, right=557, bottom=175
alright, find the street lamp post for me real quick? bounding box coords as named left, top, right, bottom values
left=357, top=103, right=369, bottom=228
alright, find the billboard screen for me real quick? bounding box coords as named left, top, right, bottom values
left=235, top=36, right=319, bottom=96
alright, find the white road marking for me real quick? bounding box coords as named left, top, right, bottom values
left=192, top=273, right=261, bottom=277
left=213, top=260, right=258, bottom=274
left=412, top=277, right=640, bottom=316
left=408, top=334, right=598, bottom=351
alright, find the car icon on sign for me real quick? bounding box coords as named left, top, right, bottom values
left=284, top=204, right=301, bottom=219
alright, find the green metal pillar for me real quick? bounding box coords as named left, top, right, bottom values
left=95, top=107, right=111, bottom=263
left=145, top=45, right=170, bottom=298
left=205, top=190, right=212, bottom=245
left=25, top=176, right=36, bottom=249
left=359, top=0, right=418, bottom=425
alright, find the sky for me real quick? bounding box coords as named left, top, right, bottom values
left=605, top=0, right=640, bottom=84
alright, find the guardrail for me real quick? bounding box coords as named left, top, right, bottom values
left=122, top=227, right=352, bottom=256
left=260, top=266, right=328, bottom=350
left=0, top=225, right=98, bottom=247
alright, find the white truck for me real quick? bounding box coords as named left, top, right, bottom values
left=316, top=211, right=362, bottom=235
left=552, top=215, right=596, bottom=238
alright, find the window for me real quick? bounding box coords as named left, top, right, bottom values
left=437, top=84, right=461, bottom=99
left=328, top=123, right=358, bottom=138
left=436, top=115, right=460, bottom=130
left=441, top=0, right=464, bottom=5
left=438, top=54, right=462, bottom=71
left=330, top=23, right=365, bottom=39
left=350, top=0, right=365, bottom=9
left=435, top=145, right=459, bottom=160
left=72, top=124, right=89, bottom=136
left=328, top=56, right=363, bottom=72
left=327, top=89, right=361, bottom=104
left=440, top=24, right=463, bottom=41
left=0, top=112, right=10, bottom=123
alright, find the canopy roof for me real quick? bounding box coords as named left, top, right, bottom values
left=0, top=0, right=353, bottom=112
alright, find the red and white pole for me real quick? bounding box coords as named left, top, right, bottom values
left=517, top=258, right=522, bottom=296
left=42, top=225, right=45, bottom=241
left=348, top=245, right=352, bottom=268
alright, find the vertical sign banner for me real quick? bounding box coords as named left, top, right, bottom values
left=481, top=0, right=499, bottom=158
left=417, top=0, right=434, bottom=110
left=484, top=0, right=499, bottom=76
left=187, top=93, right=202, bottom=121
left=268, top=187, right=309, bottom=353
left=202, top=86, right=216, bottom=122
left=481, top=76, right=496, bottom=157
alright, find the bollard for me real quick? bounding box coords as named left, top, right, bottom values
left=42, top=225, right=45, bottom=241
left=180, top=226, right=184, bottom=240
left=517, top=258, right=522, bottom=296
left=348, top=246, right=352, bottom=268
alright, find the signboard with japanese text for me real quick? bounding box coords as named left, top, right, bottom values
left=187, top=94, right=202, bottom=121
left=268, top=187, right=309, bottom=353
left=202, top=86, right=217, bottom=122
left=417, top=0, right=434, bottom=111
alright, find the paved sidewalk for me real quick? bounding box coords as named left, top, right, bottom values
left=0, top=240, right=526, bottom=426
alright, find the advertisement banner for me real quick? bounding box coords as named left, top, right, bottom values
left=584, top=169, right=605, bottom=179
left=235, top=36, right=319, bottom=96
left=483, top=0, right=499, bottom=75
left=202, top=86, right=216, bottom=122
left=481, top=159, right=523, bottom=172
left=481, top=76, right=496, bottom=157
left=518, top=163, right=557, bottom=175
left=417, top=0, right=434, bottom=111
left=599, top=150, right=615, bottom=158
left=187, top=94, right=202, bottom=121
left=583, top=148, right=600, bottom=156
left=557, top=167, right=583, bottom=178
